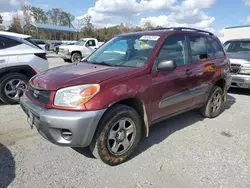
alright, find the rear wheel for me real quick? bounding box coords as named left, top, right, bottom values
left=0, top=73, right=29, bottom=104
left=89, top=105, right=142, bottom=166
left=200, top=86, right=224, bottom=118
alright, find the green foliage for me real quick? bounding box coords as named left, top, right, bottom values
left=8, top=15, right=22, bottom=33
left=0, top=15, right=3, bottom=25
left=30, top=6, right=48, bottom=24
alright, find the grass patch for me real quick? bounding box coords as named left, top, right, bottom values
left=220, top=131, right=233, bottom=138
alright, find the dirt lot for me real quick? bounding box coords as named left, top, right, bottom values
left=0, top=57, right=249, bottom=188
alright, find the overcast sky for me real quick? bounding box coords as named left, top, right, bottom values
left=1, top=0, right=250, bottom=36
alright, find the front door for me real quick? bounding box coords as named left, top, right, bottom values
left=151, top=34, right=195, bottom=122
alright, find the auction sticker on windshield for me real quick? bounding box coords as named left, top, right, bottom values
left=140, top=35, right=160, bottom=41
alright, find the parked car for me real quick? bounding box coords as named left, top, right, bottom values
left=223, top=39, right=250, bottom=88
left=20, top=27, right=231, bottom=166
left=31, top=39, right=47, bottom=51
left=53, top=41, right=63, bottom=54
left=58, top=38, right=104, bottom=63
left=0, top=31, right=49, bottom=104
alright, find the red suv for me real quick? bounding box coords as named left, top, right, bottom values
left=20, top=27, right=232, bottom=166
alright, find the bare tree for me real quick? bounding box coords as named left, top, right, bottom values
left=22, top=5, right=32, bottom=24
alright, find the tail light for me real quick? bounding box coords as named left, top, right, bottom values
left=35, top=53, right=47, bottom=60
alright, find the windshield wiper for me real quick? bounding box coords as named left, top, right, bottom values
left=92, top=61, right=115, bottom=67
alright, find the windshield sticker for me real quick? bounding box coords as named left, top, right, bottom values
left=140, top=35, right=160, bottom=41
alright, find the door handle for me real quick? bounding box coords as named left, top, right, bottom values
left=186, top=69, right=192, bottom=75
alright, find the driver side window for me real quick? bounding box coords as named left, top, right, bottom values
left=157, top=35, right=188, bottom=66
left=86, top=40, right=96, bottom=47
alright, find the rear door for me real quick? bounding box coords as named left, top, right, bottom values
left=186, top=34, right=226, bottom=106
left=186, top=34, right=217, bottom=106
left=151, top=34, right=196, bottom=121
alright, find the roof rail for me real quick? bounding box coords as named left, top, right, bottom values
left=151, top=27, right=214, bottom=36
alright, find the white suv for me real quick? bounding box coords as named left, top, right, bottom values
left=0, top=31, right=49, bottom=104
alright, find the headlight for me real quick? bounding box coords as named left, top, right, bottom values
left=240, top=68, right=250, bottom=75
left=54, top=84, right=100, bottom=107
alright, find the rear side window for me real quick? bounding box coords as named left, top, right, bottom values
left=24, top=38, right=42, bottom=49
left=188, top=35, right=208, bottom=62
left=207, top=37, right=225, bottom=58
left=0, top=36, right=21, bottom=49
left=157, top=35, right=188, bottom=66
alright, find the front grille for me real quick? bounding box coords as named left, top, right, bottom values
left=59, top=48, right=65, bottom=52
left=27, top=84, right=51, bottom=105
left=230, top=64, right=241, bottom=74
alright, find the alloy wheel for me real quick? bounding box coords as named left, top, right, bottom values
left=107, top=118, right=136, bottom=156
left=4, top=79, right=26, bottom=100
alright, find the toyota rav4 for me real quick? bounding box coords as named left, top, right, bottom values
left=20, top=27, right=232, bottom=166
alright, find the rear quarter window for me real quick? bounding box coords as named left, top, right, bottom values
left=0, top=36, right=22, bottom=49
left=207, top=37, right=225, bottom=59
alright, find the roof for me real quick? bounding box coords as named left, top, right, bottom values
left=0, top=31, right=31, bottom=39
left=225, top=25, right=250, bottom=29
left=118, top=30, right=168, bottom=37
left=224, top=38, right=250, bottom=42
left=118, top=27, right=214, bottom=37
left=29, top=23, right=77, bottom=33
left=79, top=38, right=97, bottom=40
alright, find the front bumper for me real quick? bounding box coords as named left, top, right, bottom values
left=19, top=95, right=106, bottom=147
left=231, top=74, right=250, bottom=89
left=58, top=51, right=71, bottom=60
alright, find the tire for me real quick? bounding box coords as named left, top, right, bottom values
left=63, top=59, right=70, bottom=62
left=89, top=104, right=142, bottom=166
left=200, top=86, right=224, bottom=118
left=0, top=73, right=29, bottom=105
left=71, top=52, right=82, bottom=64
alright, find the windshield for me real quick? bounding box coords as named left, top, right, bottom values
left=75, top=40, right=86, bottom=46
left=224, top=41, right=250, bottom=53
left=86, top=35, right=160, bottom=68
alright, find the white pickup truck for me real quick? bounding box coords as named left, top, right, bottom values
left=58, top=38, right=104, bottom=63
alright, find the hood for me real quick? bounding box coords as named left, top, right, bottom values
left=30, top=63, right=136, bottom=90
left=227, top=52, right=250, bottom=63
left=59, top=45, right=85, bottom=51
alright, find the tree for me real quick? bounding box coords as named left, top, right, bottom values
left=30, top=6, right=48, bottom=24
left=8, top=14, right=22, bottom=33
left=47, top=8, right=61, bottom=25
left=0, top=14, right=5, bottom=31
left=22, top=5, right=32, bottom=24
left=76, top=15, right=94, bottom=38
left=143, top=21, right=154, bottom=30
left=0, top=15, right=3, bottom=24
left=59, top=11, right=75, bottom=27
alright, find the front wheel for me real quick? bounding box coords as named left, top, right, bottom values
left=90, top=105, right=142, bottom=166
left=200, top=86, right=224, bottom=118
left=0, top=73, right=29, bottom=104
left=71, top=52, right=82, bottom=64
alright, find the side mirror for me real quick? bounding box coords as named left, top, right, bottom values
left=157, top=60, right=176, bottom=72
left=85, top=43, right=89, bottom=47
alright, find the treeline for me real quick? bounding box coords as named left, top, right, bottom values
left=0, top=5, right=159, bottom=41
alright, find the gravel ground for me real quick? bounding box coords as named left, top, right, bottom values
left=0, top=57, right=250, bottom=188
